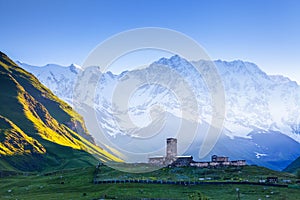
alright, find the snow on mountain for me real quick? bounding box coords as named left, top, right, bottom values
left=17, top=56, right=300, bottom=170
left=17, top=61, right=82, bottom=105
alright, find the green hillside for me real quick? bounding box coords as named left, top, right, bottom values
left=284, top=156, right=300, bottom=174
left=0, top=52, right=122, bottom=172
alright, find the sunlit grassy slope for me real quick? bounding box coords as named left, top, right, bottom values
left=0, top=115, right=45, bottom=155
left=0, top=52, right=122, bottom=171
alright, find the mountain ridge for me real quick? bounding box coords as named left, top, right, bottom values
left=17, top=55, right=300, bottom=170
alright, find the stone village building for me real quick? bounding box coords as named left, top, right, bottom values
left=148, top=138, right=246, bottom=167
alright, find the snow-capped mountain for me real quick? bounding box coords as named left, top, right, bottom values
left=18, top=56, right=300, bottom=170
left=16, top=61, right=82, bottom=105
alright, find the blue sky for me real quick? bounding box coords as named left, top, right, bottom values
left=1, top=0, right=300, bottom=82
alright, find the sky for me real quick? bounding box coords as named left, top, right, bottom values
left=1, top=0, right=300, bottom=82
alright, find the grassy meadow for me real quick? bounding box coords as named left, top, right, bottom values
left=1, top=165, right=299, bottom=199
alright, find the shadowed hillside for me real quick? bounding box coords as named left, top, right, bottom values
left=284, top=156, right=300, bottom=174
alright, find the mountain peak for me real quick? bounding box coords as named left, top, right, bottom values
left=70, top=63, right=82, bottom=70
left=154, top=55, right=192, bottom=69
left=69, top=63, right=82, bottom=74
left=169, top=54, right=182, bottom=61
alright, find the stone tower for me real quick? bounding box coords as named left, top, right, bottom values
left=166, top=138, right=177, bottom=159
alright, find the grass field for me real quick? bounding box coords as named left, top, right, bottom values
left=1, top=166, right=300, bottom=200
left=94, top=164, right=297, bottom=183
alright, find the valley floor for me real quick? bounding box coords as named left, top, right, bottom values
left=0, top=167, right=299, bottom=200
